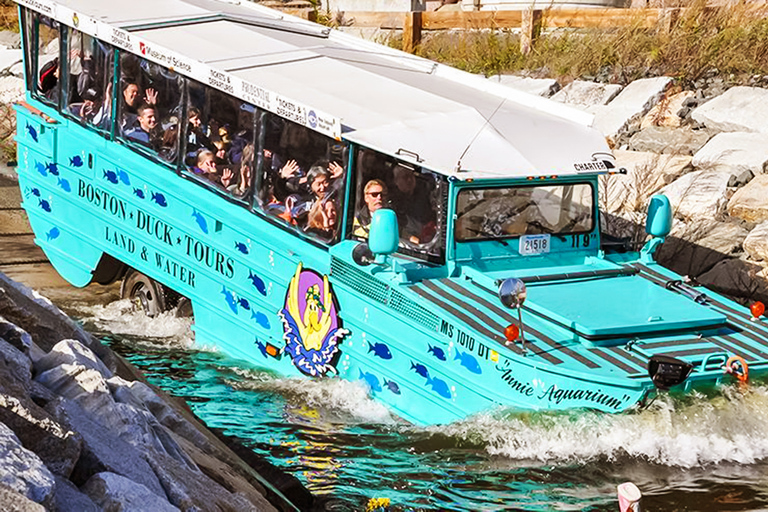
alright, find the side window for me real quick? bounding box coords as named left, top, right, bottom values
left=257, top=113, right=348, bottom=244
left=63, top=28, right=114, bottom=134
left=117, top=53, right=182, bottom=165
left=352, top=148, right=446, bottom=262
left=31, top=14, right=61, bottom=108
left=183, top=80, right=257, bottom=202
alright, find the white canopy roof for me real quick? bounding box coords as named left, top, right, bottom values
left=24, top=0, right=614, bottom=180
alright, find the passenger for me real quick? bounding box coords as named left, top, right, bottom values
left=353, top=179, right=387, bottom=238
left=191, top=149, right=216, bottom=177
left=67, top=87, right=101, bottom=122
left=158, top=123, right=179, bottom=162
left=228, top=104, right=254, bottom=165
left=292, top=165, right=331, bottom=224
left=305, top=198, right=338, bottom=241
left=227, top=144, right=254, bottom=199
left=39, top=57, right=59, bottom=103
left=390, top=165, right=436, bottom=244
left=121, top=81, right=157, bottom=129
left=186, top=107, right=216, bottom=157
left=124, top=104, right=161, bottom=148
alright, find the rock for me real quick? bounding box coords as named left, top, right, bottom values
left=691, top=86, right=768, bottom=134
left=692, top=132, right=768, bottom=182
left=487, top=74, right=560, bottom=97
left=0, top=394, right=82, bottom=478
left=35, top=339, right=113, bottom=380
left=45, top=398, right=165, bottom=496
left=590, top=76, right=674, bottom=143
left=0, top=422, right=56, bottom=507
left=0, top=317, right=35, bottom=355
left=551, top=80, right=622, bottom=107
left=743, top=221, right=768, bottom=261
left=147, top=451, right=263, bottom=512
left=0, top=31, right=21, bottom=50
left=604, top=150, right=692, bottom=214
left=0, top=482, right=46, bottom=512
left=0, top=49, right=22, bottom=75
left=0, top=272, right=116, bottom=371
left=727, top=174, right=768, bottom=223
left=52, top=475, right=100, bottom=512
left=36, top=364, right=115, bottom=415
left=697, top=258, right=768, bottom=303
left=29, top=380, right=57, bottom=408
left=656, top=219, right=749, bottom=277
left=661, top=170, right=732, bottom=220
left=0, top=75, right=23, bottom=104
left=628, top=126, right=712, bottom=155
left=0, top=336, right=33, bottom=398
left=82, top=472, right=179, bottom=512
left=640, top=90, right=694, bottom=129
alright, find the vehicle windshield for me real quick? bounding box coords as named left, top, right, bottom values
left=455, top=183, right=594, bottom=241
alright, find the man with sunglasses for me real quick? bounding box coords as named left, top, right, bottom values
left=352, top=179, right=387, bottom=238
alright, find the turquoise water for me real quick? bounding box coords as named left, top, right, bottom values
left=74, top=300, right=768, bottom=511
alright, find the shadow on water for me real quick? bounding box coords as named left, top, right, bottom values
left=65, top=299, right=768, bottom=512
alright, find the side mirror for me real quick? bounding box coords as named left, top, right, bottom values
left=646, top=194, right=672, bottom=239
left=368, top=209, right=399, bottom=260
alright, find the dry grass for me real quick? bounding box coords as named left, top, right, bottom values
left=409, top=1, right=768, bottom=86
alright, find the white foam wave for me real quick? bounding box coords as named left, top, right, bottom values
left=229, top=369, right=394, bottom=424
left=434, top=385, right=768, bottom=467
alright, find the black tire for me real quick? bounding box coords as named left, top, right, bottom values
left=174, top=297, right=193, bottom=318
left=121, top=270, right=167, bottom=317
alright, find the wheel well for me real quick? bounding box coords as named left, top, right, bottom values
left=91, top=253, right=128, bottom=285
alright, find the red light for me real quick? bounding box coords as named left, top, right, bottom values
left=751, top=301, right=765, bottom=318
left=504, top=324, right=519, bottom=342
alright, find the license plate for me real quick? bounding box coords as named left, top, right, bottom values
left=519, top=234, right=550, bottom=256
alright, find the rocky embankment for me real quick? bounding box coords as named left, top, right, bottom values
left=492, top=73, right=768, bottom=304
left=0, top=269, right=314, bottom=511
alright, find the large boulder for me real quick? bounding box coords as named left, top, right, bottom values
left=656, top=219, right=749, bottom=277
left=743, top=221, right=768, bottom=262
left=0, top=273, right=116, bottom=369
left=0, top=482, right=46, bottom=512
left=147, top=451, right=263, bottom=512
left=628, top=126, right=712, bottom=155
left=603, top=150, right=692, bottom=214
left=0, top=336, right=33, bottom=398
left=35, top=340, right=113, bottom=380
left=551, top=80, right=622, bottom=107
left=36, top=364, right=115, bottom=416
left=691, top=86, right=768, bottom=134
left=590, top=76, right=674, bottom=143
left=44, top=398, right=165, bottom=496
left=82, top=472, right=179, bottom=512
left=0, top=422, right=56, bottom=507
left=692, top=132, right=768, bottom=180
left=0, top=394, right=82, bottom=478
left=727, top=174, right=768, bottom=223
left=661, top=170, right=732, bottom=220
left=52, top=475, right=100, bottom=512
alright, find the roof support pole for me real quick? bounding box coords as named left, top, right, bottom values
left=521, top=8, right=542, bottom=55
left=403, top=11, right=422, bottom=54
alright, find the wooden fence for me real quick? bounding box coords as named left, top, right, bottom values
left=286, top=7, right=686, bottom=53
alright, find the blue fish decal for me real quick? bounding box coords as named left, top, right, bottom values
left=69, top=155, right=83, bottom=167
left=238, top=297, right=251, bottom=311
left=455, top=350, right=481, bottom=374
left=26, top=187, right=41, bottom=198
left=427, top=375, right=452, bottom=399
left=251, top=310, right=270, bottom=329
left=410, top=361, right=429, bottom=379
left=248, top=271, right=267, bottom=296
left=133, top=188, right=145, bottom=199
left=428, top=344, right=446, bottom=361
left=45, top=163, right=59, bottom=176
left=26, top=123, right=38, bottom=142
left=255, top=339, right=268, bottom=358
left=103, top=170, right=118, bottom=184
left=34, top=161, right=47, bottom=177
left=151, top=192, right=167, bottom=207
left=368, top=341, right=392, bottom=360
left=221, top=286, right=238, bottom=314
left=45, top=226, right=60, bottom=241
left=56, top=177, right=71, bottom=192
left=359, top=370, right=382, bottom=393
left=117, top=169, right=130, bottom=185
left=234, top=242, right=248, bottom=254
left=384, top=379, right=401, bottom=395
left=38, top=199, right=51, bottom=212
left=192, top=209, right=208, bottom=234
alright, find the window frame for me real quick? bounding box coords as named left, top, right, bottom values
left=28, top=11, right=62, bottom=111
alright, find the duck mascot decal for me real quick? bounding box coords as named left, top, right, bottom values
left=279, top=263, right=350, bottom=376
